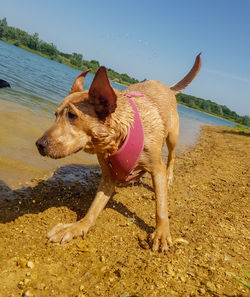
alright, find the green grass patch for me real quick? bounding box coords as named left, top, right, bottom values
left=234, top=268, right=250, bottom=290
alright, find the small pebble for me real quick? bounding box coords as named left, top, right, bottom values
left=26, top=261, right=35, bottom=269
left=196, top=245, right=203, bottom=251
left=109, top=277, right=115, bottom=283
left=100, top=266, right=107, bottom=273
left=17, top=258, right=26, bottom=268
left=173, top=237, right=189, bottom=244
left=206, top=281, right=216, bottom=291
left=22, top=290, right=33, bottom=297
left=17, top=281, right=24, bottom=289
left=24, top=279, right=30, bottom=285
left=199, top=288, right=206, bottom=295
left=100, top=255, right=105, bottom=263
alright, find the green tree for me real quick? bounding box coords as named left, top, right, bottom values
left=72, top=52, right=83, bottom=67
left=89, top=60, right=100, bottom=72
left=201, top=100, right=211, bottom=113
left=240, top=115, right=250, bottom=126
left=0, top=17, right=7, bottom=38
left=39, top=41, right=58, bottom=58
left=211, top=103, right=223, bottom=115
left=3, top=26, right=16, bottom=40
left=30, top=32, right=39, bottom=50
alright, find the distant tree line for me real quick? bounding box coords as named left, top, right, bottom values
left=0, top=17, right=139, bottom=86
left=0, top=17, right=249, bottom=126
left=177, top=93, right=250, bottom=127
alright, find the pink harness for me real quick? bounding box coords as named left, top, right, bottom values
left=105, top=92, right=146, bottom=183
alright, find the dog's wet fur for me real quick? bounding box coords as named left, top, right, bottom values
left=36, top=54, right=201, bottom=252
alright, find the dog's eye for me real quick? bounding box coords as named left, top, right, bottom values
left=67, top=111, right=77, bottom=120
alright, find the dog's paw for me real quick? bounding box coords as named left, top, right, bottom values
left=47, top=221, right=90, bottom=243
left=151, top=226, right=173, bottom=253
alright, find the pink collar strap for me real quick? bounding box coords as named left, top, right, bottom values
left=105, top=92, right=146, bottom=183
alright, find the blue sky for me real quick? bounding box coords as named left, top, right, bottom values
left=1, top=0, right=250, bottom=116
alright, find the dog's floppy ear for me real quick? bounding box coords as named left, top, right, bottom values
left=70, top=69, right=91, bottom=94
left=89, top=66, right=117, bottom=120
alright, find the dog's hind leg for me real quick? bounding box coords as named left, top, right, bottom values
left=150, top=157, right=173, bottom=252
left=166, top=122, right=179, bottom=187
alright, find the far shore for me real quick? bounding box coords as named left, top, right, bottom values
left=177, top=102, right=237, bottom=125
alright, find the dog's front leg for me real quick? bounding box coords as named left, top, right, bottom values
left=47, top=162, right=116, bottom=243
left=151, top=161, right=173, bottom=252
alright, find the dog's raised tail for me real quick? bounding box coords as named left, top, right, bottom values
left=170, top=53, right=202, bottom=94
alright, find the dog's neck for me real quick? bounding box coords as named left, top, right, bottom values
left=86, top=94, right=134, bottom=158
left=105, top=93, right=145, bottom=182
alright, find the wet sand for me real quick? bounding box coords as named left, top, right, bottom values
left=0, top=125, right=249, bottom=296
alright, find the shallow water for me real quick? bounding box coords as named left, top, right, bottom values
left=0, top=40, right=235, bottom=188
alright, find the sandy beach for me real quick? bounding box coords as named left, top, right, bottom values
left=0, top=125, right=249, bottom=296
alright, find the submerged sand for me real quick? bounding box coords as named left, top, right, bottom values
left=0, top=125, right=249, bottom=296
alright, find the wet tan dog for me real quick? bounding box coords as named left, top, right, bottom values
left=36, top=54, right=201, bottom=252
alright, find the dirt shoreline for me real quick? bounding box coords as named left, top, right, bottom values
left=0, top=125, right=249, bottom=297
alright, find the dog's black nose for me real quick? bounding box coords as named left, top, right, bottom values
left=36, top=136, right=49, bottom=155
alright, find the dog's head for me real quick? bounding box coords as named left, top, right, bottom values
left=36, top=67, right=118, bottom=159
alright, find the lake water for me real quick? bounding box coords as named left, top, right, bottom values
left=0, top=40, right=235, bottom=187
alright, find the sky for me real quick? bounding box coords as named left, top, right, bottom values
left=1, top=0, right=250, bottom=116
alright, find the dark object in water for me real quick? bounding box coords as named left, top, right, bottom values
left=0, top=79, right=11, bottom=88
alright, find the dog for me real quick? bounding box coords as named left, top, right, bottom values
left=36, top=54, right=201, bottom=252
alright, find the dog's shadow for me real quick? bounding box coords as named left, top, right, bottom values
left=0, top=164, right=154, bottom=234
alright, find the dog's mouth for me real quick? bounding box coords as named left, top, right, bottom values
left=47, top=147, right=83, bottom=159
left=37, top=146, right=82, bottom=159
left=37, top=147, right=47, bottom=156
